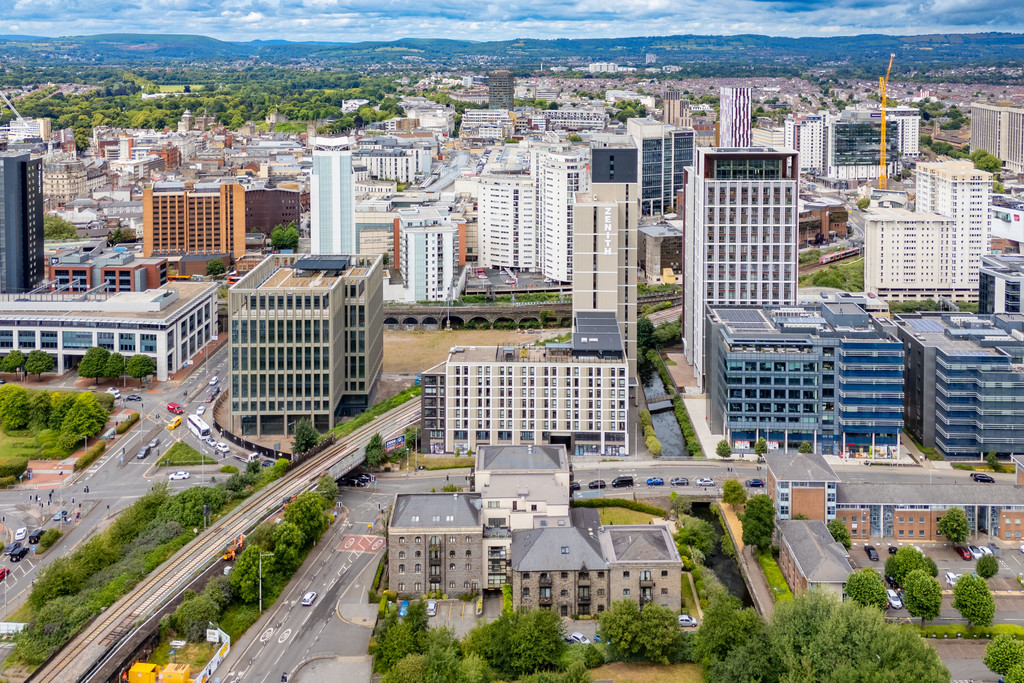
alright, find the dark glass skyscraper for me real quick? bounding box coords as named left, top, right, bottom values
left=488, top=70, right=514, bottom=111
left=0, top=152, right=44, bottom=293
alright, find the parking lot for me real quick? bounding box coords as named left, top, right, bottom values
left=464, top=268, right=567, bottom=294
left=428, top=599, right=480, bottom=637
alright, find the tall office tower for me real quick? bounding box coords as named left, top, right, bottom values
left=662, top=90, right=692, bottom=128
left=488, top=70, right=515, bottom=111
left=719, top=87, right=752, bottom=147
left=914, top=160, right=992, bottom=293
left=229, top=253, right=383, bottom=436
left=478, top=172, right=537, bottom=271
left=310, top=137, right=356, bottom=255
left=0, top=152, right=43, bottom=293
left=627, top=118, right=694, bottom=215
left=825, top=110, right=899, bottom=183
left=784, top=113, right=828, bottom=174
left=682, top=147, right=799, bottom=388
left=572, top=145, right=639, bottom=377
left=143, top=181, right=247, bottom=260
left=537, top=149, right=589, bottom=283
left=971, top=102, right=1024, bottom=174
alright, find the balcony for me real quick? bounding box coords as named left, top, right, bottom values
left=640, top=578, right=655, bottom=588
left=484, top=526, right=511, bottom=538
left=578, top=576, right=591, bottom=586
left=539, top=575, right=553, bottom=586
left=539, top=594, right=553, bottom=605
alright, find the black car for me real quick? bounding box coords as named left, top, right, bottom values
left=970, top=472, right=995, bottom=483
left=10, top=547, right=29, bottom=562
left=588, top=480, right=606, bottom=490
left=864, top=545, right=880, bottom=561
left=569, top=481, right=581, bottom=492
left=126, top=395, right=143, bottom=401
left=885, top=574, right=898, bottom=588
left=887, top=546, right=899, bottom=555
left=341, top=477, right=368, bottom=487
left=611, top=476, right=634, bottom=489
left=1, top=542, right=18, bottom=556
left=745, top=479, right=765, bottom=488
left=670, top=477, right=689, bottom=486
left=27, top=530, right=44, bottom=545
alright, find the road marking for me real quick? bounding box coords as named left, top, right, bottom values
left=338, top=534, right=384, bottom=554
left=260, top=627, right=275, bottom=643
left=277, top=628, right=292, bottom=643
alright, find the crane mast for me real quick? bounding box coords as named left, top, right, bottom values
left=879, top=53, right=895, bottom=190
left=0, top=90, right=26, bottom=123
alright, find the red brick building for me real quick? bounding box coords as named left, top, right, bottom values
left=46, top=250, right=168, bottom=292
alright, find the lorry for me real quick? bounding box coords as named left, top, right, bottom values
left=233, top=451, right=260, bottom=464
left=222, top=533, right=244, bottom=561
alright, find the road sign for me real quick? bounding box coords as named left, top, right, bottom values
left=385, top=435, right=406, bottom=452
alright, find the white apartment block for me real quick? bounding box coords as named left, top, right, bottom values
left=544, top=108, right=607, bottom=131
left=682, top=148, right=799, bottom=387
left=360, top=150, right=418, bottom=184
left=863, top=208, right=963, bottom=300
left=971, top=102, right=1024, bottom=174
left=460, top=110, right=515, bottom=139
left=395, top=206, right=464, bottom=303
left=310, top=137, right=357, bottom=255
left=752, top=126, right=785, bottom=148
left=537, top=150, right=589, bottom=283
left=915, top=160, right=992, bottom=293
left=478, top=173, right=537, bottom=272
left=887, top=107, right=921, bottom=157
left=784, top=113, right=827, bottom=174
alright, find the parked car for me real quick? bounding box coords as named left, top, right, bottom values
left=169, top=471, right=190, bottom=481
left=646, top=477, right=664, bottom=486
left=399, top=600, right=410, bottom=618
left=885, top=575, right=898, bottom=588
left=887, top=589, right=903, bottom=610
left=2, top=542, right=20, bottom=556
left=970, top=472, right=995, bottom=483
left=887, top=546, right=899, bottom=555
left=678, top=614, right=699, bottom=628
left=968, top=545, right=983, bottom=559
left=611, top=476, right=634, bottom=488
left=204, top=436, right=218, bottom=448
left=695, top=477, right=715, bottom=487
left=569, top=482, right=581, bottom=492
left=10, top=547, right=29, bottom=562
left=745, top=478, right=765, bottom=488
left=0, top=568, right=9, bottom=580
left=27, top=530, right=43, bottom=544
left=670, top=477, right=689, bottom=486
left=205, top=395, right=215, bottom=403
left=569, top=632, right=590, bottom=644
left=864, top=545, right=880, bottom=561
left=956, top=546, right=973, bottom=560
left=945, top=571, right=961, bottom=587
left=216, top=442, right=230, bottom=454
left=13, top=528, right=26, bottom=542
left=588, top=480, right=606, bottom=490
left=126, top=395, right=142, bottom=401
left=979, top=545, right=994, bottom=556
left=106, top=387, right=121, bottom=399
left=52, top=510, right=68, bottom=522
left=426, top=600, right=438, bottom=617
left=301, top=591, right=317, bottom=606
left=166, top=402, right=183, bottom=415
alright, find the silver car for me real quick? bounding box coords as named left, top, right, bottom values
left=426, top=599, right=438, bottom=617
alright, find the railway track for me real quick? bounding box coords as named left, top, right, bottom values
left=29, top=400, right=422, bottom=683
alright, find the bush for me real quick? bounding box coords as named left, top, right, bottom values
left=0, top=456, right=29, bottom=479
left=38, top=528, right=62, bottom=552
left=572, top=498, right=667, bottom=516
left=220, top=465, right=239, bottom=474
left=74, top=440, right=106, bottom=472
left=645, top=434, right=663, bottom=457
left=115, top=412, right=140, bottom=434
left=333, top=386, right=421, bottom=437
left=672, top=396, right=703, bottom=457
left=0, top=476, right=16, bottom=489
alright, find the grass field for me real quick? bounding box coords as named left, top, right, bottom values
left=589, top=662, right=704, bottom=682
left=0, top=433, right=42, bottom=459
left=799, top=258, right=864, bottom=292
left=757, top=551, right=793, bottom=602
left=158, top=441, right=217, bottom=467
left=598, top=508, right=656, bottom=526
left=383, top=328, right=562, bottom=375
left=156, top=85, right=187, bottom=92
left=149, top=640, right=217, bottom=667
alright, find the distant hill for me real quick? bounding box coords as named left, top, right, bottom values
left=2, top=31, right=1024, bottom=70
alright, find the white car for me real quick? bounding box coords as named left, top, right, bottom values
left=216, top=442, right=230, bottom=454
left=301, top=591, right=318, bottom=606
left=695, top=477, right=715, bottom=487
left=204, top=436, right=218, bottom=448
left=196, top=406, right=206, bottom=416
left=13, top=528, right=26, bottom=542
left=944, top=571, right=961, bottom=587
left=1019, top=544, right=1024, bottom=554
left=978, top=545, right=994, bottom=556
left=569, top=632, right=590, bottom=644
left=209, top=375, right=219, bottom=386
left=678, top=614, right=699, bottom=628
left=426, top=599, right=438, bottom=617
left=169, top=471, right=190, bottom=481
left=887, top=589, right=903, bottom=610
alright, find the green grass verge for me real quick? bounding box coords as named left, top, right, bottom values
left=919, top=623, right=1024, bottom=639
left=756, top=551, right=793, bottom=602
left=902, top=428, right=941, bottom=460
left=332, top=386, right=420, bottom=437
left=149, top=639, right=217, bottom=667
left=158, top=441, right=217, bottom=467
left=799, top=258, right=864, bottom=292
left=220, top=602, right=261, bottom=642
left=0, top=433, right=42, bottom=460
left=598, top=508, right=656, bottom=525
left=680, top=572, right=698, bottom=612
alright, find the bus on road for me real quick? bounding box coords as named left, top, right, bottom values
left=187, top=415, right=211, bottom=439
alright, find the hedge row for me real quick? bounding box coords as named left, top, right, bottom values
left=0, top=456, right=29, bottom=479
left=0, top=476, right=16, bottom=489
left=74, top=440, right=107, bottom=472
left=571, top=498, right=668, bottom=517
left=115, top=412, right=140, bottom=434
left=639, top=409, right=662, bottom=457
left=672, top=396, right=704, bottom=457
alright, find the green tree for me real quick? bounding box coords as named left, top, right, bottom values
left=458, top=652, right=495, bottom=683
left=985, top=633, right=1024, bottom=676
left=798, top=441, right=813, bottom=454
left=463, top=608, right=565, bottom=680
left=693, top=593, right=763, bottom=667
left=637, top=316, right=655, bottom=352
left=740, top=494, right=774, bottom=553
left=292, top=417, right=320, bottom=455
left=270, top=223, right=300, bottom=251
left=856, top=197, right=870, bottom=210
left=206, top=259, right=226, bottom=277
left=0, top=384, right=31, bottom=431
left=126, top=354, right=157, bottom=382
left=753, top=437, right=768, bottom=458
left=715, top=439, right=731, bottom=458
left=283, top=491, right=328, bottom=544
left=844, top=568, right=888, bottom=610
left=977, top=554, right=999, bottom=579
left=61, top=391, right=109, bottom=438
left=598, top=600, right=682, bottom=664
left=375, top=615, right=419, bottom=673
left=107, top=227, right=136, bottom=245
left=885, top=546, right=937, bottom=586
left=994, top=181, right=1007, bottom=194
left=826, top=518, right=852, bottom=550
left=365, top=432, right=385, bottom=468
left=1010, top=663, right=1024, bottom=683
left=77, top=347, right=110, bottom=382
left=382, top=653, right=425, bottom=683
left=561, top=661, right=591, bottom=683
left=229, top=544, right=265, bottom=604
left=973, top=151, right=1002, bottom=175
left=24, top=352, right=55, bottom=378
left=953, top=573, right=996, bottom=627
left=270, top=521, right=306, bottom=574
left=721, top=480, right=746, bottom=507
left=937, top=507, right=969, bottom=545
left=172, top=594, right=221, bottom=642
left=316, top=474, right=339, bottom=507
left=103, top=352, right=126, bottom=380
left=43, top=214, right=78, bottom=240
left=903, top=569, right=943, bottom=625
left=0, top=349, right=25, bottom=373
left=674, top=514, right=716, bottom=557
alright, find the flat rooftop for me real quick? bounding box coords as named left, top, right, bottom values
left=0, top=281, right=214, bottom=321
left=892, top=314, right=1022, bottom=357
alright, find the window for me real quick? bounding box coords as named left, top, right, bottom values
left=623, top=571, right=630, bottom=579
left=560, top=572, right=568, bottom=579
left=415, top=564, right=422, bottom=573
left=398, top=583, right=405, bottom=591
left=623, top=589, right=630, bottom=596
left=415, top=537, right=421, bottom=543
left=561, top=546, right=569, bottom=554
left=465, top=563, right=471, bottom=570
left=523, top=573, right=530, bottom=580
left=661, top=588, right=669, bottom=594
left=450, top=563, right=456, bottom=570
left=466, top=550, right=472, bottom=557
left=597, top=589, right=605, bottom=596
left=398, top=551, right=405, bottom=559
left=399, top=564, right=406, bottom=574
left=661, top=570, right=669, bottom=577
left=560, top=589, right=568, bottom=597
left=399, top=537, right=406, bottom=543
left=522, top=587, right=530, bottom=596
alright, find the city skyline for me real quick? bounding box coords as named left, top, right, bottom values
left=4, top=1, right=1024, bottom=44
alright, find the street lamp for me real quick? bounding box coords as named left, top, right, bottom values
left=259, top=552, right=274, bottom=612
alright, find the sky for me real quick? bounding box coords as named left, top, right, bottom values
left=4, top=0, right=1024, bottom=43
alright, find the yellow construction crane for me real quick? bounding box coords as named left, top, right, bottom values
left=878, top=53, right=895, bottom=190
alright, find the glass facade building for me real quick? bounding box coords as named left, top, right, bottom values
left=706, top=302, right=903, bottom=456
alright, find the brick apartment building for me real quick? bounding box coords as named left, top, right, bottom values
left=143, top=180, right=246, bottom=260
left=46, top=249, right=168, bottom=292
left=244, top=185, right=301, bottom=234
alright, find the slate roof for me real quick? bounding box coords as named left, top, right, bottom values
left=511, top=526, right=607, bottom=572
left=601, top=526, right=680, bottom=564
left=765, top=452, right=839, bottom=483
left=778, top=520, right=852, bottom=584
left=837, top=483, right=1024, bottom=507
left=390, top=493, right=481, bottom=529
left=478, top=445, right=567, bottom=472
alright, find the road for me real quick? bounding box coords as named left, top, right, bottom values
left=217, top=486, right=390, bottom=683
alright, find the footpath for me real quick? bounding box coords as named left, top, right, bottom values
left=718, top=501, right=777, bottom=618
